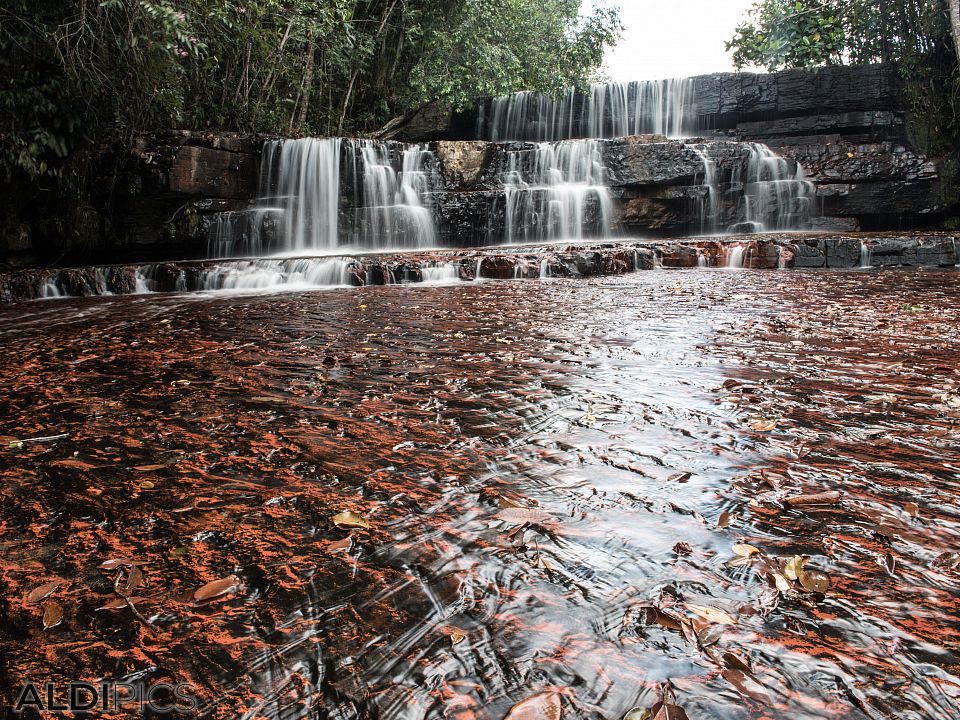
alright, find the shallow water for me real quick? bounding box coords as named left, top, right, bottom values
left=0, top=270, right=958, bottom=719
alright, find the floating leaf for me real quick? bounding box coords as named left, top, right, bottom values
left=732, top=543, right=761, bottom=557
left=672, top=542, right=693, bottom=556
left=193, top=574, right=242, bottom=603
left=116, top=565, right=144, bottom=594
left=667, top=472, right=691, bottom=483
left=799, top=569, right=831, bottom=593
left=8, top=440, right=24, bottom=450
left=903, top=502, right=920, bottom=518
left=717, top=512, right=734, bottom=529
left=750, top=419, right=778, bottom=432
left=138, top=480, right=156, bottom=490
left=133, top=464, right=166, bottom=472
left=933, top=551, right=960, bottom=570
left=25, top=581, right=61, bottom=605
left=773, top=573, right=792, bottom=593
left=503, top=691, right=562, bottom=720
left=721, top=669, right=771, bottom=704
left=494, top=508, right=553, bottom=526
left=41, top=601, right=63, bottom=629
left=451, top=631, right=466, bottom=646
left=170, top=380, right=191, bottom=388
left=332, top=511, right=371, bottom=529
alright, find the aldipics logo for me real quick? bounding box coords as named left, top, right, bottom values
left=11, top=681, right=198, bottom=714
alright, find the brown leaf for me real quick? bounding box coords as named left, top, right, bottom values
left=672, top=542, right=693, bottom=556
left=749, top=419, right=778, bottom=432
left=503, top=691, right=562, bottom=720
left=331, top=510, right=371, bottom=529
left=193, top=574, right=242, bottom=603
left=117, top=565, right=144, bottom=594
left=41, top=601, right=63, bottom=629
left=494, top=508, right=553, bottom=526
left=25, top=581, right=61, bottom=606
left=717, top=512, right=734, bottom=529
left=99, top=558, right=150, bottom=572
left=666, top=472, right=692, bottom=483
left=721, top=669, right=771, bottom=704
left=799, top=569, right=831, bottom=593
left=685, top=603, right=737, bottom=626
left=784, top=491, right=841, bottom=507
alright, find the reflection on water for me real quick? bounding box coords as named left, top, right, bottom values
left=0, top=271, right=958, bottom=720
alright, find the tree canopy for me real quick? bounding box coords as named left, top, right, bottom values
left=0, top=0, right=621, bottom=183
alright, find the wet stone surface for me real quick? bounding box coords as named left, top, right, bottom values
left=0, top=270, right=959, bottom=719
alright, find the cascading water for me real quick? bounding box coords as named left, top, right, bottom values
left=480, top=78, right=696, bottom=141
left=734, top=143, right=815, bottom=232
left=498, top=139, right=613, bottom=243
left=688, top=144, right=719, bottom=234
left=860, top=241, right=873, bottom=268
left=208, top=138, right=439, bottom=258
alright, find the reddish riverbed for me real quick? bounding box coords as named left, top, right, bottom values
left=1, top=270, right=959, bottom=719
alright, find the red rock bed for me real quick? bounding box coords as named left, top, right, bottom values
left=0, top=270, right=959, bottom=719
left=1, top=232, right=958, bottom=303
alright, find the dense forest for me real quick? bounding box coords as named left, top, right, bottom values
left=0, top=0, right=620, bottom=184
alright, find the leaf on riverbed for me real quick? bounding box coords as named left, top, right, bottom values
left=116, top=565, right=144, bottom=594
left=25, top=581, right=61, bottom=605
left=685, top=603, right=737, bottom=626
left=799, top=569, right=831, bottom=593
left=332, top=511, right=371, bottom=529
left=193, top=574, right=243, bottom=604
left=933, top=551, right=960, bottom=570
left=672, top=542, right=693, bottom=556
left=749, top=419, right=778, bottom=432
left=170, top=380, right=191, bottom=388
left=503, top=691, right=562, bottom=720
left=642, top=683, right=689, bottom=720
left=667, top=472, right=691, bottom=483
left=717, top=511, right=734, bottom=528
left=99, top=558, right=150, bottom=571
left=784, top=491, right=841, bottom=507
left=721, top=669, right=771, bottom=704
left=133, top=464, right=166, bottom=472
left=903, top=502, right=920, bottom=518
left=42, top=601, right=63, bottom=629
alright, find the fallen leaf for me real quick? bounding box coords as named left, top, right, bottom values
left=685, top=603, right=737, bottom=626
left=732, top=543, right=761, bottom=557
left=42, top=601, right=63, bottom=629
left=717, top=512, right=734, bottom=529
left=783, top=555, right=807, bottom=581
left=25, top=581, right=61, bottom=605
left=784, top=491, right=841, bottom=507
left=451, top=632, right=466, bottom=646
left=193, top=574, right=242, bottom=603
left=903, top=502, right=920, bottom=518
left=672, top=542, right=693, bottom=556
left=722, top=669, right=771, bottom=704
left=332, top=511, right=371, bottom=529
left=494, top=508, right=553, bottom=525
left=133, top=465, right=166, bottom=472
left=667, top=472, right=692, bottom=483
left=503, top=691, right=562, bottom=720
left=799, top=569, right=831, bottom=593
left=750, top=419, right=778, bottom=432
left=99, top=558, right=150, bottom=571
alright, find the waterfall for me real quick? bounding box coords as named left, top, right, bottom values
left=726, top=245, right=746, bottom=269
left=688, top=144, right=719, bottom=234
left=482, top=78, right=697, bottom=141
left=859, top=241, right=873, bottom=268
left=499, top=139, right=612, bottom=243
left=735, top=143, right=815, bottom=232
left=209, top=138, right=439, bottom=258
left=421, top=261, right=460, bottom=284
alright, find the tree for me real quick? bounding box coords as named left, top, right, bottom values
left=951, top=0, right=960, bottom=62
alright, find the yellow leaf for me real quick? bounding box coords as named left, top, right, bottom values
left=332, top=510, right=371, bottom=529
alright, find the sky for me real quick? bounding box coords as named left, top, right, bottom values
left=588, top=0, right=758, bottom=81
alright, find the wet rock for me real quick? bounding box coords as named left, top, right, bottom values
left=479, top=255, right=516, bottom=279
left=917, top=237, right=958, bottom=267
left=601, top=249, right=633, bottom=274
left=658, top=245, right=699, bottom=268
left=790, top=240, right=827, bottom=268
left=168, top=145, right=258, bottom=200
left=825, top=238, right=863, bottom=268
left=434, top=142, right=492, bottom=190
left=602, top=139, right=704, bottom=186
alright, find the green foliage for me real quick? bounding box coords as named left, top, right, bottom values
left=0, top=0, right=620, bottom=185
left=727, top=0, right=960, bottom=153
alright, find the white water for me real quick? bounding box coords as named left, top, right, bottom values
left=736, top=143, right=815, bottom=232
left=209, top=138, right=439, bottom=258
left=481, top=78, right=696, bottom=141
left=726, top=245, right=746, bottom=269
left=860, top=241, right=873, bottom=268
left=420, top=261, right=460, bottom=284
left=499, top=139, right=613, bottom=244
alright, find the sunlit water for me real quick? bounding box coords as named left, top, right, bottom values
left=0, top=271, right=958, bottom=720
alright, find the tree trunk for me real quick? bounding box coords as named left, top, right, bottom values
left=950, top=0, right=960, bottom=61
